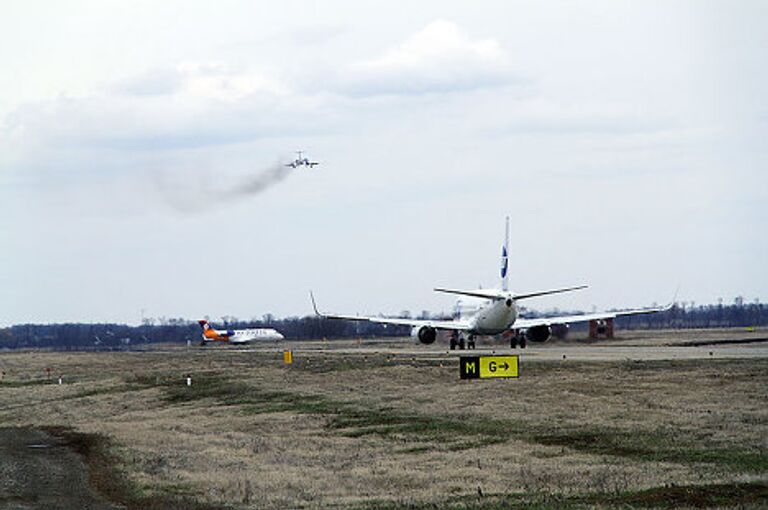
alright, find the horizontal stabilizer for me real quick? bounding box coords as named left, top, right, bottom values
left=433, top=285, right=587, bottom=301
left=513, top=285, right=588, bottom=301
left=433, top=287, right=511, bottom=300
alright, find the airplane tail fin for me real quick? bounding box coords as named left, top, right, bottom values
left=501, top=216, right=509, bottom=292
left=198, top=320, right=218, bottom=338
left=198, top=320, right=223, bottom=340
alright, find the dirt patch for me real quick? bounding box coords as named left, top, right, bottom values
left=0, top=426, right=228, bottom=510
left=0, top=426, right=117, bottom=510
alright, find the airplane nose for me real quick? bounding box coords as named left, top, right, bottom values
left=505, top=298, right=513, bottom=307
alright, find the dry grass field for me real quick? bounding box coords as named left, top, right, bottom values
left=1, top=330, right=767, bottom=509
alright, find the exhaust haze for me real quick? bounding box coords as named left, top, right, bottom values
left=156, top=160, right=294, bottom=213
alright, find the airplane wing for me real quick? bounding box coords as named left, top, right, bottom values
left=513, top=302, right=672, bottom=330
left=433, top=285, right=587, bottom=301
left=310, top=292, right=474, bottom=331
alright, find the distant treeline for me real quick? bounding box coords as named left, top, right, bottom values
left=0, top=300, right=765, bottom=350
left=0, top=316, right=397, bottom=350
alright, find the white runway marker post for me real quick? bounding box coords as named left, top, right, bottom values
left=186, top=374, right=192, bottom=386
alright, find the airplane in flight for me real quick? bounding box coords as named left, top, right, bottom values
left=285, top=150, right=319, bottom=169
left=198, top=320, right=284, bottom=345
left=310, top=217, right=671, bottom=350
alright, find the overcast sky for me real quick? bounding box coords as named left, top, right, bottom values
left=1, top=1, right=766, bottom=325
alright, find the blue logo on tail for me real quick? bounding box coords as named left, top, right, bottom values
left=501, top=246, right=508, bottom=278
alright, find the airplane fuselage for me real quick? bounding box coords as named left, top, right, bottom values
left=466, top=296, right=519, bottom=335
left=203, top=328, right=284, bottom=343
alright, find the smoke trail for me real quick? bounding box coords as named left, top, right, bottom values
left=231, top=162, right=292, bottom=196
left=155, top=160, right=294, bottom=213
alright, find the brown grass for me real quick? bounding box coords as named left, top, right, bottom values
left=0, top=335, right=766, bottom=509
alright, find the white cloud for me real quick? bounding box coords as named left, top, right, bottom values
left=1, top=21, right=520, bottom=165
left=1, top=64, right=326, bottom=163
left=114, top=62, right=288, bottom=100
left=175, top=62, right=288, bottom=101
left=340, top=20, right=519, bottom=95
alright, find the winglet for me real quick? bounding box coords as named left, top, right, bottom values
left=663, top=285, right=681, bottom=311
left=309, top=290, right=322, bottom=317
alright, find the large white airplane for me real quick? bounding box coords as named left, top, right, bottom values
left=310, top=218, right=670, bottom=350
left=198, top=320, right=284, bottom=345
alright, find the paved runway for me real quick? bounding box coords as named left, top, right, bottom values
left=185, top=338, right=768, bottom=362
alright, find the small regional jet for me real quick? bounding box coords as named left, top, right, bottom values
left=311, top=217, right=671, bottom=350
left=198, top=320, right=284, bottom=345
left=285, top=150, right=319, bottom=169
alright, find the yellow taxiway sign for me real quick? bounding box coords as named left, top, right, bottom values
left=460, top=355, right=519, bottom=379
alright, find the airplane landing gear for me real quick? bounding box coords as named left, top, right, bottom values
left=510, top=333, right=526, bottom=349
left=450, top=332, right=476, bottom=350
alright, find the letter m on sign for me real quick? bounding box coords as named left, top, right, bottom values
left=460, top=356, right=480, bottom=379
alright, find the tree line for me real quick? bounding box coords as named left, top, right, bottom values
left=0, top=299, right=764, bottom=350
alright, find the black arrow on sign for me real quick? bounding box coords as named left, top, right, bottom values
left=500, top=362, right=510, bottom=370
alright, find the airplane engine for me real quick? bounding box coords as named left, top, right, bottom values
left=411, top=326, right=437, bottom=345
left=525, top=325, right=551, bottom=343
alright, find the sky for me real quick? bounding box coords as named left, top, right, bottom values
left=1, top=1, right=766, bottom=325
